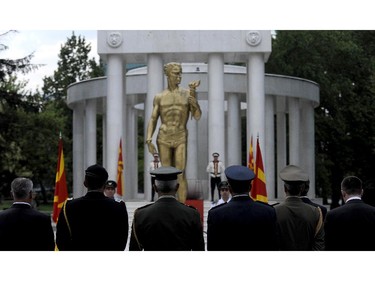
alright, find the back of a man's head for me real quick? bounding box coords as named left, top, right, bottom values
left=300, top=180, right=310, bottom=196
left=227, top=179, right=251, bottom=194
left=284, top=181, right=305, bottom=196
left=11, top=177, right=33, bottom=201
left=84, top=164, right=109, bottom=190
left=341, top=176, right=362, bottom=195
left=155, top=179, right=178, bottom=194
left=224, top=165, right=255, bottom=194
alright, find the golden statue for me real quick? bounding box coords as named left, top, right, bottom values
left=146, top=62, right=201, bottom=203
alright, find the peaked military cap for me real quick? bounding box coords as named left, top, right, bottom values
left=105, top=180, right=117, bottom=188
left=212, top=152, right=219, bottom=157
left=150, top=166, right=182, bottom=181
left=153, top=152, right=159, bottom=157
left=279, top=165, right=309, bottom=182
left=218, top=181, right=229, bottom=189
left=85, top=164, right=108, bottom=181
left=225, top=165, right=255, bottom=181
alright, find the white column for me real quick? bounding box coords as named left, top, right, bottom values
left=73, top=103, right=85, bottom=198
left=120, top=66, right=127, bottom=200
left=208, top=53, right=225, bottom=164
left=144, top=54, right=163, bottom=201
left=288, top=97, right=300, bottom=165
left=247, top=53, right=266, bottom=162
left=125, top=101, right=137, bottom=199
left=300, top=100, right=316, bottom=198
left=102, top=99, right=106, bottom=167
left=227, top=93, right=241, bottom=166
left=84, top=99, right=97, bottom=168
left=276, top=97, right=287, bottom=199
left=106, top=54, right=124, bottom=180
left=265, top=95, right=275, bottom=200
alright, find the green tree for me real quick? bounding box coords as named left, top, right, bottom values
left=266, top=30, right=375, bottom=207
left=41, top=32, right=104, bottom=192
left=0, top=31, right=43, bottom=199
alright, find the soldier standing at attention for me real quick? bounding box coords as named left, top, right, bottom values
left=206, top=152, right=225, bottom=203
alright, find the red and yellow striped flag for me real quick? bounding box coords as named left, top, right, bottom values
left=116, top=138, right=124, bottom=196
left=52, top=135, right=68, bottom=223
left=247, top=135, right=255, bottom=171
left=250, top=137, right=268, bottom=203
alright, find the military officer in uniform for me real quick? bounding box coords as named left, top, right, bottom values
left=206, top=152, right=225, bottom=202
left=149, top=152, right=161, bottom=201
left=103, top=180, right=117, bottom=200
left=275, top=165, right=324, bottom=250
left=56, top=164, right=129, bottom=251
left=129, top=166, right=205, bottom=251
left=207, top=165, right=278, bottom=251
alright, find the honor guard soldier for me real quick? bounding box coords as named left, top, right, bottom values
left=206, top=152, right=225, bottom=203
left=149, top=152, right=161, bottom=201
left=207, top=165, right=278, bottom=250
left=129, top=166, right=205, bottom=251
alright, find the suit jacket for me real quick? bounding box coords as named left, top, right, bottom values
left=129, top=196, right=204, bottom=251
left=300, top=197, right=328, bottom=220
left=207, top=195, right=278, bottom=251
left=324, top=199, right=375, bottom=250
left=275, top=197, right=324, bottom=250
left=0, top=203, right=55, bottom=250
left=56, top=191, right=128, bottom=251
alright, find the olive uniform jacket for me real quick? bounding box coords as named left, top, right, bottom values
left=129, top=196, right=205, bottom=251
left=207, top=195, right=278, bottom=251
left=56, top=191, right=129, bottom=251
left=324, top=199, right=375, bottom=250
left=300, top=197, right=327, bottom=221
left=274, top=197, right=324, bottom=250
left=0, top=203, right=55, bottom=251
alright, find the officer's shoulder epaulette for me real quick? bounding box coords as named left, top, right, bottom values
left=136, top=203, right=154, bottom=211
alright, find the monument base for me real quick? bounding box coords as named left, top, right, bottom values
left=185, top=199, right=204, bottom=226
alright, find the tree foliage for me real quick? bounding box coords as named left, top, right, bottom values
left=0, top=31, right=104, bottom=202
left=266, top=31, right=375, bottom=207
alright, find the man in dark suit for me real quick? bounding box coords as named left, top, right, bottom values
left=0, top=177, right=55, bottom=250
left=129, top=166, right=204, bottom=251
left=56, top=164, right=129, bottom=251
left=325, top=176, right=375, bottom=250
left=300, top=179, right=328, bottom=220
left=275, top=165, right=324, bottom=250
left=207, top=165, right=278, bottom=251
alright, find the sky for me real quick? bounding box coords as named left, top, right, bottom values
left=0, top=30, right=98, bottom=91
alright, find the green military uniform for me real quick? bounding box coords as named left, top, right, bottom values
left=129, top=167, right=204, bottom=251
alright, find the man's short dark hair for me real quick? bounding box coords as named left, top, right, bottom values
left=341, top=176, right=362, bottom=195
left=284, top=181, right=305, bottom=196
left=85, top=164, right=108, bottom=190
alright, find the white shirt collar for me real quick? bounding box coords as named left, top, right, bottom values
left=345, top=196, right=362, bottom=203
left=12, top=202, right=32, bottom=207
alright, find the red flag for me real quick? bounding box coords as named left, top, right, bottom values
left=247, top=135, right=255, bottom=171
left=52, top=135, right=68, bottom=223
left=250, top=137, right=268, bottom=203
left=116, top=139, right=124, bottom=196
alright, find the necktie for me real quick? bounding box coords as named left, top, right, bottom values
left=214, top=161, right=218, bottom=177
